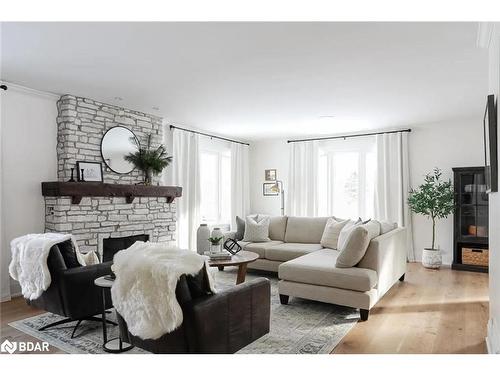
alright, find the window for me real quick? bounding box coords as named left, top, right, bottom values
left=199, top=140, right=231, bottom=227
left=318, top=139, right=375, bottom=219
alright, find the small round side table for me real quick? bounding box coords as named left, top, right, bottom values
left=94, top=276, right=134, bottom=353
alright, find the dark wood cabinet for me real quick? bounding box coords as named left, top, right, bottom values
left=452, top=167, right=489, bottom=273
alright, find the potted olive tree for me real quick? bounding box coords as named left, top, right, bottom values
left=408, top=168, right=454, bottom=269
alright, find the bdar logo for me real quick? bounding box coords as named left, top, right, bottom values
left=1, top=339, right=17, bottom=354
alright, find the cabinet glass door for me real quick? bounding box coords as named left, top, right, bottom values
left=458, top=172, right=488, bottom=241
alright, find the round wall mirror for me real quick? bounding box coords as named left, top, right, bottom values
left=101, top=126, right=139, bottom=174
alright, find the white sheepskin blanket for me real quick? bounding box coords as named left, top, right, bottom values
left=9, top=233, right=83, bottom=300
left=111, top=242, right=216, bottom=340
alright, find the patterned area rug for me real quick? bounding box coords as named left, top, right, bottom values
left=9, top=269, right=359, bottom=354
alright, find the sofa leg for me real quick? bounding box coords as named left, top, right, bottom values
left=279, top=294, right=289, bottom=305
left=218, top=266, right=224, bottom=271
left=399, top=273, right=405, bottom=282
left=359, top=309, right=369, bottom=321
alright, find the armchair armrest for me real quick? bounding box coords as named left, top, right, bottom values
left=59, top=262, right=113, bottom=318
left=184, top=278, right=270, bottom=353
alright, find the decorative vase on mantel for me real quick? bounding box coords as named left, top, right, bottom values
left=144, top=169, right=152, bottom=185
left=196, top=224, right=210, bottom=255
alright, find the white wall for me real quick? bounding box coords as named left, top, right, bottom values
left=249, top=140, right=289, bottom=216
left=0, top=85, right=58, bottom=301
left=248, top=119, right=485, bottom=266
left=486, top=24, right=500, bottom=354
left=409, top=119, right=485, bottom=265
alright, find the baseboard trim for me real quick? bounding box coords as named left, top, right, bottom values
left=487, top=318, right=500, bottom=354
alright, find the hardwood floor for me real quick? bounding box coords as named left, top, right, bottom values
left=333, top=263, right=489, bottom=354
left=0, top=263, right=489, bottom=354
left=0, top=297, right=63, bottom=354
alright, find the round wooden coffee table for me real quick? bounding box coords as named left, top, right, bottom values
left=207, top=251, right=258, bottom=284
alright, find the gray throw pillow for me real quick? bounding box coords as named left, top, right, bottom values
left=335, top=227, right=370, bottom=268
left=336, top=220, right=381, bottom=268
left=235, top=216, right=245, bottom=241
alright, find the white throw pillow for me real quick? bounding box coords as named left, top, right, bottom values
left=320, top=218, right=349, bottom=250
left=243, top=215, right=271, bottom=242
left=336, top=220, right=381, bottom=268
left=337, top=219, right=362, bottom=250
left=81, top=251, right=100, bottom=265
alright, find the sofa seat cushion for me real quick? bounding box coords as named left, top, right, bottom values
left=265, top=243, right=323, bottom=262
left=238, top=241, right=283, bottom=258
left=278, top=249, right=378, bottom=292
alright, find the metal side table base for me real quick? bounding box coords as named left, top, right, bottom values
left=95, top=275, right=134, bottom=354
left=103, top=337, right=134, bottom=353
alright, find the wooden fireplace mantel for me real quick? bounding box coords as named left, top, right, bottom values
left=41, top=182, right=182, bottom=204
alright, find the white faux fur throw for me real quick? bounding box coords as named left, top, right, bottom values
left=111, top=242, right=216, bottom=340
left=9, top=233, right=83, bottom=300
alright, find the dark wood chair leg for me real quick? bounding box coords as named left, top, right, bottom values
left=359, top=309, right=369, bottom=321
left=399, top=273, right=405, bottom=282
left=279, top=294, right=289, bottom=305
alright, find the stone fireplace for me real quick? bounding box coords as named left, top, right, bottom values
left=43, top=95, right=181, bottom=256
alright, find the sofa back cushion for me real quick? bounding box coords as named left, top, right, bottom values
left=378, top=220, right=398, bottom=234
left=284, top=216, right=329, bottom=244
left=269, top=216, right=288, bottom=241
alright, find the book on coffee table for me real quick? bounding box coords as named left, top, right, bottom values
left=205, top=252, right=232, bottom=261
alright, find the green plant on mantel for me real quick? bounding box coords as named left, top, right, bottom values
left=124, top=134, right=173, bottom=185
left=407, top=168, right=454, bottom=250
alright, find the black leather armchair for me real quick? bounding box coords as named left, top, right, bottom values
left=27, top=243, right=114, bottom=337
left=117, top=274, right=271, bottom=354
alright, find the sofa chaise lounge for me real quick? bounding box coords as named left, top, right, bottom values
left=232, top=216, right=407, bottom=320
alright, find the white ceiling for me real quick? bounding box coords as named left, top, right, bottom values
left=1, top=22, right=488, bottom=141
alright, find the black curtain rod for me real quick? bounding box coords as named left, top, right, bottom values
left=287, top=128, right=412, bottom=143
left=169, top=125, right=250, bottom=146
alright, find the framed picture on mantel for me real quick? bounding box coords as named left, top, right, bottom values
left=76, top=161, right=103, bottom=182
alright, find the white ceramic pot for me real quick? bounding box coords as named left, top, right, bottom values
left=210, top=244, right=222, bottom=254
left=422, top=248, right=442, bottom=269
left=196, top=224, right=210, bottom=255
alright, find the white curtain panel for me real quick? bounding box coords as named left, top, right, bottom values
left=0, top=108, right=9, bottom=301
left=286, top=141, right=319, bottom=216
left=172, top=129, right=201, bottom=251
left=375, top=132, right=415, bottom=261
left=230, top=142, right=250, bottom=230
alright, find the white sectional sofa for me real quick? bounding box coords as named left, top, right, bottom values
left=235, top=216, right=407, bottom=320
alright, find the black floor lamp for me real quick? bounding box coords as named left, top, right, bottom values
left=270, top=180, right=285, bottom=216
